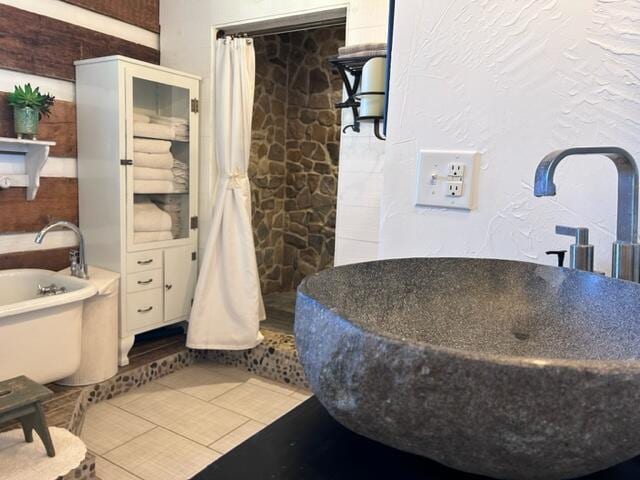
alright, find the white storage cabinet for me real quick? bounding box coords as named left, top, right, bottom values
left=75, top=56, right=199, bottom=365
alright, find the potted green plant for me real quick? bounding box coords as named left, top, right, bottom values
left=6, top=83, right=55, bottom=139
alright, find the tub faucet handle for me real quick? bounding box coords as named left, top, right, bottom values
left=69, top=249, right=81, bottom=278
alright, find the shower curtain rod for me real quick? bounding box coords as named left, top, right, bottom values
left=217, top=18, right=346, bottom=40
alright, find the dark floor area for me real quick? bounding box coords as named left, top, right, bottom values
left=262, top=292, right=296, bottom=334
left=197, top=397, right=640, bottom=480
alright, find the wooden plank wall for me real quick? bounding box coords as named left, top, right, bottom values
left=0, top=2, right=159, bottom=271
left=61, top=0, right=160, bottom=33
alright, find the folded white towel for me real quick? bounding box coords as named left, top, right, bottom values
left=149, top=195, right=183, bottom=238
left=134, top=202, right=173, bottom=232
left=172, top=163, right=188, bottom=173
left=134, top=166, right=174, bottom=181
left=133, top=112, right=151, bottom=123
left=171, top=159, right=189, bottom=190
left=133, top=152, right=174, bottom=169
left=150, top=115, right=188, bottom=126
left=133, top=138, right=172, bottom=154
left=134, top=122, right=176, bottom=140
left=134, top=180, right=175, bottom=194
left=134, top=231, right=173, bottom=243
left=338, top=43, right=387, bottom=58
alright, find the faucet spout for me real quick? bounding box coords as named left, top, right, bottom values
left=34, top=221, right=89, bottom=278
left=534, top=146, right=639, bottom=243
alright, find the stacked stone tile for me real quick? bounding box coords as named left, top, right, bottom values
left=250, top=26, right=344, bottom=293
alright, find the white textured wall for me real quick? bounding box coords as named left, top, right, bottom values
left=159, top=0, right=388, bottom=265
left=380, top=0, right=640, bottom=275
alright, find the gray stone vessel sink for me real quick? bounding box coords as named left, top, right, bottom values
left=294, top=258, right=640, bottom=480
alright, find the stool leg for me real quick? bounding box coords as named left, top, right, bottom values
left=19, top=415, right=34, bottom=443
left=32, top=403, right=55, bottom=457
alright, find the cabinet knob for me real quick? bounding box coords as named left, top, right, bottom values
left=137, top=278, right=153, bottom=285
left=137, top=306, right=153, bottom=313
left=165, top=284, right=173, bottom=291
left=137, top=259, right=153, bottom=265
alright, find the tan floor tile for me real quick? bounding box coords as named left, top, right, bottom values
left=291, top=389, right=313, bottom=401
left=105, top=427, right=220, bottom=480
left=95, top=455, right=142, bottom=480
left=81, top=402, right=155, bottom=455
left=199, top=362, right=299, bottom=396
left=246, top=376, right=299, bottom=396
left=208, top=420, right=265, bottom=454
left=199, top=363, right=254, bottom=381
left=119, top=386, right=249, bottom=445
left=211, top=383, right=302, bottom=424
left=107, top=381, right=169, bottom=408
left=156, top=364, right=244, bottom=401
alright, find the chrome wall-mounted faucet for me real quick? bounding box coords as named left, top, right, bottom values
left=534, top=146, right=640, bottom=282
left=35, top=220, right=89, bottom=279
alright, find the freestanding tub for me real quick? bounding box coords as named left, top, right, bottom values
left=0, top=269, right=97, bottom=384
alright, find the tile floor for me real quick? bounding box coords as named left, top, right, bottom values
left=81, top=361, right=311, bottom=480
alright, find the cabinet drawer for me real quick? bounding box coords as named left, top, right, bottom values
left=127, top=289, right=163, bottom=331
left=127, top=269, right=162, bottom=293
left=127, top=250, right=162, bottom=273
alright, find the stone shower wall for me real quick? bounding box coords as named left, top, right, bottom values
left=250, top=34, right=288, bottom=294
left=249, top=26, right=344, bottom=293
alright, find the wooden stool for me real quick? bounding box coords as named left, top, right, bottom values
left=0, top=375, right=55, bottom=457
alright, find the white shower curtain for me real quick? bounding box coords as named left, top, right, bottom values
left=187, top=37, right=265, bottom=350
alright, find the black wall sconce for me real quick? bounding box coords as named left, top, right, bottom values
left=329, top=54, right=387, bottom=141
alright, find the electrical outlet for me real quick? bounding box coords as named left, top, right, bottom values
left=448, top=163, right=465, bottom=179
left=415, top=150, right=480, bottom=210
left=446, top=182, right=463, bottom=197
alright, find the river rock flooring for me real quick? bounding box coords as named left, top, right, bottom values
left=81, top=361, right=311, bottom=480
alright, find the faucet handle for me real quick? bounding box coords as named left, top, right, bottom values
left=555, top=225, right=589, bottom=245
left=554, top=225, right=594, bottom=272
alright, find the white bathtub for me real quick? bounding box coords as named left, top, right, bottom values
left=0, top=269, right=97, bottom=384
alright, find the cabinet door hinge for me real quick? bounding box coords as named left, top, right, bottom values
left=120, top=159, right=133, bottom=166
left=191, top=251, right=197, bottom=261
left=190, top=216, right=198, bottom=229
left=191, top=98, right=199, bottom=113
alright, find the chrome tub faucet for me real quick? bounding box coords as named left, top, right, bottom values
left=35, top=221, right=89, bottom=279
left=534, top=146, right=640, bottom=282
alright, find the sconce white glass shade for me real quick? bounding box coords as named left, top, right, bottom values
left=359, top=57, right=386, bottom=118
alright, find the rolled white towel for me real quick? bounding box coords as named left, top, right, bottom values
left=134, top=202, right=173, bottom=232
left=134, top=122, right=175, bottom=140
left=134, top=231, right=173, bottom=243
left=134, top=166, right=174, bottom=181
left=134, top=180, right=175, bottom=194
left=133, top=138, right=172, bottom=154
left=134, top=152, right=174, bottom=169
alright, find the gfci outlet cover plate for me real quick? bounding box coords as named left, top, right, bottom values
left=415, top=150, right=480, bottom=210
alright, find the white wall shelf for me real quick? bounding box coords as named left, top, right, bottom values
left=0, top=137, right=56, bottom=200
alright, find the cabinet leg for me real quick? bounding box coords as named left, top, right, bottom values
left=119, top=335, right=135, bottom=367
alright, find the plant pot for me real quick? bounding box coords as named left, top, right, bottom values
left=13, top=106, right=39, bottom=139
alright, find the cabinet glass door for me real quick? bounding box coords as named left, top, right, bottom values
left=126, top=71, right=194, bottom=248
